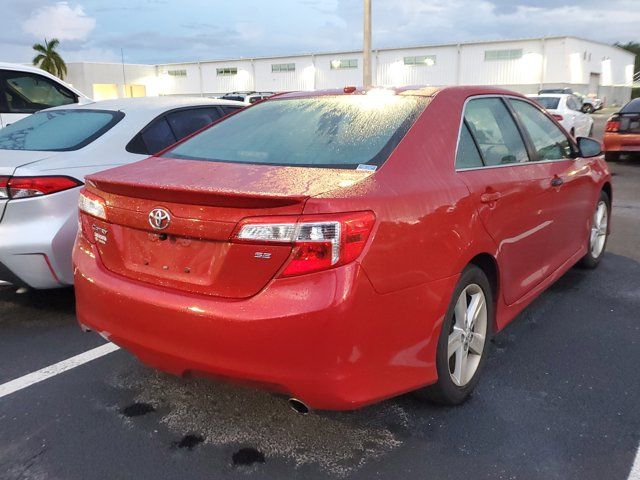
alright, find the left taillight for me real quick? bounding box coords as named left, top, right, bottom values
left=233, top=211, right=376, bottom=277
left=78, top=189, right=107, bottom=220
left=4, top=176, right=82, bottom=199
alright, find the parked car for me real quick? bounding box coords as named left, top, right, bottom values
left=0, top=62, right=91, bottom=127
left=604, top=98, right=640, bottom=161
left=74, top=86, right=611, bottom=411
left=0, top=96, right=243, bottom=289
left=528, top=94, right=593, bottom=137
left=220, top=91, right=274, bottom=104
left=538, top=88, right=603, bottom=113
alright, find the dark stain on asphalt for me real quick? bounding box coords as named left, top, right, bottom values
left=121, top=402, right=155, bottom=417
left=232, top=447, right=265, bottom=467
left=173, top=434, right=205, bottom=451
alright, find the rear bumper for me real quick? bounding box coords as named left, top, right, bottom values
left=0, top=188, right=80, bottom=289
left=73, top=235, right=457, bottom=410
left=603, top=133, right=640, bottom=153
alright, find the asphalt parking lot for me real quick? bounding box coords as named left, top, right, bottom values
left=1, top=110, right=639, bottom=480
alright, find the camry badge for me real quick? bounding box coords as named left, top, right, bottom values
left=148, top=208, right=171, bottom=230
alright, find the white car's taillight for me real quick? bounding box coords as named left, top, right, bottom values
left=0, top=176, right=81, bottom=199
left=78, top=189, right=107, bottom=220
left=233, top=211, right=375, bottom=277
left=0, top=177, right=8, bottom=199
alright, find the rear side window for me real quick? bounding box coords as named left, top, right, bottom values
left=1, top=71, right=77, bottom=113
left=131, top=117, right=176, bottom=155
left=220, top=106, right=242, bottom=115
left=164, top=95, right=428, bottom=169
left=510, top=99, right=573, bottom=161
left=166, top=108, right=221, bottom=139
left=455, top=122, right=484, bottom=169
left=530, top=96, right=560, bottom=110
left=464, top=98, right=529, bottom=166
left=0, top=109, right=123, bottom=151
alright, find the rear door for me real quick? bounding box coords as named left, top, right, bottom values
left=508, top=97, right=594, bottom=270
left=456, top=96, right=558, bottom=305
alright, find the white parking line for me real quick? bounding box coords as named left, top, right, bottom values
left=629, top=446, right=640, bottom=480
left=0, top=343, right=120, bottom=399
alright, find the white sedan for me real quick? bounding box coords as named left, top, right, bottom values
left=0, top=96, right=243, bottom=289
left=527, top=94, right=593, bottom=138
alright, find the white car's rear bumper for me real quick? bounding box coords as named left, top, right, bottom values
left=0, top=187, right=81, bottom=289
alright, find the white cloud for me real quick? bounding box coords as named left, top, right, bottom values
left=22, top=2, right=96, bottom=41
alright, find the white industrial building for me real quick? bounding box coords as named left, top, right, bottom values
left=65, top=36, right=636, bottom=106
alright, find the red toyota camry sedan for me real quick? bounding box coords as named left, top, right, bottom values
left=73, top=86, right=611, bottom=411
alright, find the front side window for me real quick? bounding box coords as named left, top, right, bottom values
left=510, top=99, right=573, bottom=161
left=1, top=72, right=77, bottom=113
left=463, top=98, right=529, bottom=166
left=0, top=110, right=122, bottom=151
left=164, top=95, right=428, bottom=169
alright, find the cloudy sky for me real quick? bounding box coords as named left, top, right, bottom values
left=2, top=0, right=639, bottom=65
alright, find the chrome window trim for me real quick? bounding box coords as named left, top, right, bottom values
left=453, top=94, right=577, bottom=173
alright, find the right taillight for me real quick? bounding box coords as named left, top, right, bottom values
left=233, top=211, right=376, bottom=277
left=78, top=189, right=107, bottom=220
left=552, top=114, right=563, bottom=121
left=605, top=115, right=620, bottom=132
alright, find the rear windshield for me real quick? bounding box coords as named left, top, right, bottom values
left=0, top=109, right=123, bottom=152
left=621, top=98, right=640, bottom=114
left=164, top=95, right=428, bottom=169
left=529, top=96, right=560, bottom=110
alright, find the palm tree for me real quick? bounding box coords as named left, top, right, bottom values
left=32, top=38, right=67, bottom=79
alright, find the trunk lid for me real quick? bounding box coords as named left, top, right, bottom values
left=85, top=157, right=373, bottom=298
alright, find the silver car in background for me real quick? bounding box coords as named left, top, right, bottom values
left=0, top=96, right=243, bottom=289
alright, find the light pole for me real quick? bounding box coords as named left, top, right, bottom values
left=363, top=0, right=372, bottom=88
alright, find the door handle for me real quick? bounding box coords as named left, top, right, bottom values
left=551, top=177, right=564, bottom=187
left=480, top=192, right=501, bottom=203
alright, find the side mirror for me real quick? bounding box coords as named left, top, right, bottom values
left=576, top=137, right=602, bottom=158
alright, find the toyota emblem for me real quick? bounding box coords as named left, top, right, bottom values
left=148, top=208, right=171, bottom=230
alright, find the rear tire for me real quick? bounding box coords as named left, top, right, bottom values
left=605, top=152, right=619, bottom=162
left=579, top=191, right=610, bottom=269
left=582, top=104, right=595, bottom=114
left=415, top=265, right=493, bottom=406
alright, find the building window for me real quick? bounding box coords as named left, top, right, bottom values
left=217, top=67, right=238, bottom=76
left=272, top=63, right=296, bottom=73
left=404, top=55, right=436, bottom=66
left=330, top=59, right=358, bottom=70
left=167, top=69, right=187, bottom=77
left=484, top=49, right=523, bottom=61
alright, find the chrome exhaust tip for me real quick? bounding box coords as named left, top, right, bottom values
left=288, top=398, right=310, bottom=415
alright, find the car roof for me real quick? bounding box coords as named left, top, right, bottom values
left=46, top=96, right=245, bottom=115
left=528, top=93, right=569, bottom=99
left=275, top=85, right=526, bottom=100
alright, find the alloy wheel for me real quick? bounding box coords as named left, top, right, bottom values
left=447, top=284, right=488, bottom=387
left=590, top=200, right=608, bottom=258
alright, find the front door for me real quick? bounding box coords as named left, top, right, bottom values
left=456, top=96, right=557, bottom=305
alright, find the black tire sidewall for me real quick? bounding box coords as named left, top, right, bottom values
left=431, top=265, right=494, bottom=404
left=579, top=190, right=610, bottom=268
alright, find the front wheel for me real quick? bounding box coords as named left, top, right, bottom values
left=579, top=191, right=610, bottom=269
left=415, top=265, right=493, bottom=405
left=582, top=104, right=595, bottom=114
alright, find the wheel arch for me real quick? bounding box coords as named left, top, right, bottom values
left=601, top=181, right=612, bottom=203
left=468, top=253, right=499, bottom=331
